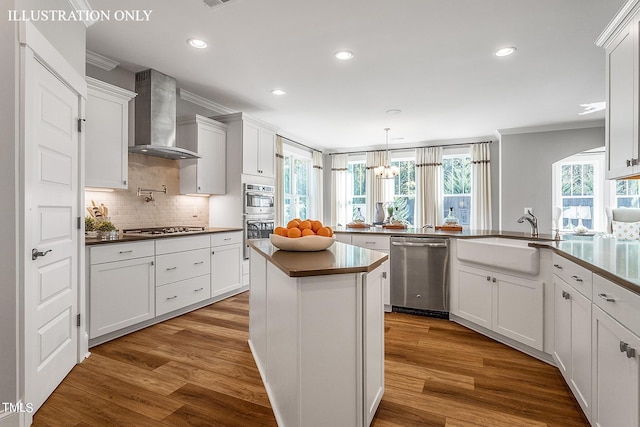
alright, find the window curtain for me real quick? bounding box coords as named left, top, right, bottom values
left=365, top=151, right=390, bottom=222
left=275, top=136, right=285, bottom=226
left=331, top=154, right=349, bottom=226
left=312, top=151, right=323, bottom=222
left=415, top=147, right=443, bottom=227
left=471, top=142, right=492, bottom=230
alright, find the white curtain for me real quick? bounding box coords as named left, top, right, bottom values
left=365, top=151, right=391, bottom=222
left=471, top=142, right=492, bottom=230
left=331, top=154, right=349, bottom=226
left=275, top=136, right=285, bottom=226
left=312, top=151, right=323, bottom=222
left=415, top=147, right=443, bottom=227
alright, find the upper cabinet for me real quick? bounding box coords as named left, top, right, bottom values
left=177, top=115, right=227, bottom=195
left=85, top=77, right=136, bottom=189
left=598, top=1, right=640, bottom=179
left=213, top=112, right=276, bottom=179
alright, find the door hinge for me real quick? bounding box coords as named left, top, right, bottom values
left=76, top=314, right=81, bottom=327
left=77, top=216, right=81, bottom=229
left=77, top=118, right=85, bottom=132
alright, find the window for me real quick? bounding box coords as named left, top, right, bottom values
left=347, top=156, right=366, bottom=219
left=442, top=153, right=471, bottom=226
left=616, top=180, right=640, bottom=208
left=283, top=146, right=311, bottom=222
left=391, top=154, right=416, bottom=225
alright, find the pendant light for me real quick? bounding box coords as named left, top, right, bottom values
left=374, top=128, right=399, bottom=179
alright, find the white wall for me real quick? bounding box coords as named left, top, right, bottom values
left=499, top=124, right=605, bottom=233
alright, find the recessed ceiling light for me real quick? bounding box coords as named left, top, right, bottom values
left=335, top=50, right=354, bottom=60
left=188, top=38, right=208, bottom=49
left=386, top=109, right=402, bottom=115
left=271, top=89, right=286, bottom=96
left=495, top=47, right=517, bottom=57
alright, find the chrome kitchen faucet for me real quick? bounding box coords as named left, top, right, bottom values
left=517, top=210, right=539, bottom=238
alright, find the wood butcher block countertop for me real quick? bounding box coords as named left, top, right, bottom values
left=84, top=227, right=243, bottom=246
left=249, top=239, right=388, bottom=277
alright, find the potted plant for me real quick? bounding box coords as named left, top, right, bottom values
left=85, top=216, right=98, bottom=238
left=96, top=219, right=117, bottom=240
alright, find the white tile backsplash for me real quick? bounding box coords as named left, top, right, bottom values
left=85, top=153, right=209, bottom=230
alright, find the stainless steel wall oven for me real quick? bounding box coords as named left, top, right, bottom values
left=243, top=216, right=275, bottom=259
left=243, top=184, right=275, bottom=258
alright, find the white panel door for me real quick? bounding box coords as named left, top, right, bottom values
left=24, top=53, right=80, bottom=411
left=457, top=266, right=493, bottom=329
left=211, top=244, right=242, bottom=297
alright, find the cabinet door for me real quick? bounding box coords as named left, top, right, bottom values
left=554, top=277, right=572, bottom=378
left=457, top=266, right=493, bottom=329
left=197, top=124, right=226, bottom=194
left=363, top=266, right=385, bottom=425
left=606, top=18, right=638, bottom=179
left=258, top=128, right=276, bottom=178
left=242, top=121, right=260, bottom=176
left=249, top=249, right=267, bottom=373
left=493, top=272, right=544, bottom=351
left=592, top=306, right=640, bottom=427
left=89, top=256, right=155, bottom=338
left=211, top=243, right=243, bottom=297
left=85, top=82, right=134, bottom=189
left=570, top=286, right=592, bottom=418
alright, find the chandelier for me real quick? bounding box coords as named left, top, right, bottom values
left=374, top=128, right=399, bottom=179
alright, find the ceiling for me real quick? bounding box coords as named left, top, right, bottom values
left=86, top=0, right=625, bottom=151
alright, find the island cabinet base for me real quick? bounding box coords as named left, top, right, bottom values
left=248, top=248, right=385, bottom=427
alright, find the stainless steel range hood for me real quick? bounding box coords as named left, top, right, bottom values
left=129, top=69, right=200, bottom=160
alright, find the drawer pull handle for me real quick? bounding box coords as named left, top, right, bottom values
left=598, top=293, right=615, bottom=303
left=166, top=295, right=178, bottom=300
left=486, top=276, right=491, bottom=281
left=562, top=290, right=571, bottom=300
left=365, top=241, right=376, bottom=244
left=553, top=264, right=563, bottom=270
left=119, top=250, right=133, bottom=254
left=194, top=261, right=204, bottom=265
left=571, top=275, right=583, bottom=283
left=224, top=238, right=232, bottom=241
left=166, top=267, right=177, bottom=271
left=194, top=287, right=205, bottom=292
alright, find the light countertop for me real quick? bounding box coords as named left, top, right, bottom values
left=249, top=239, right=388, bottom=277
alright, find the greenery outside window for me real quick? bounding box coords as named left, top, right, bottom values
left=391, top=154, right=416, bottom=225
left=283, top=147, right=311, bottom=222
left=442, top=153, right=471, bottom=226
left=347, top=156, right=366, bottom=218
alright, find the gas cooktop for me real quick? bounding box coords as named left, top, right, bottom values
left=122, top=226, right=206, bottom=235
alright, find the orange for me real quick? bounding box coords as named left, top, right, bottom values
left=301, top=228, right=315, bottom=236
left=278, top=227, right=289, bottom=237
left=274, top=226, right=285, bottom=236
left=317, top=227, right=331, bottom=237
left=287, top=220, right=300, bottom=229
left=287, top=227, right=302, bottom=238
left=326, top=226, right=333, bottom=237
left=311, top=220, right=322, bottom=232
left=299, top=220, right=312, bottom=230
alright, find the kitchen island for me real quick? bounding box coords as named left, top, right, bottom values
left=248, top=239, right=387, bottom=427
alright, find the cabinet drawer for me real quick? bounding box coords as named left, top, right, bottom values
left=352, top=234, right=390, bottom=251
left=90, top=241, right=155, bottom=265
left=156, top=248, right=210, bottom=286
left=211, top=231, right=242, bottom=247
left=155, top=234, right=210, bottom=255
left=594, top=274, right=640, bottom=337
left=156, top=275, right=211, bottom=316
left=552, top=254, right=593, bottom=298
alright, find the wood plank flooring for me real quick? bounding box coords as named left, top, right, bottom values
left=33, top=292, right=588, bottom=426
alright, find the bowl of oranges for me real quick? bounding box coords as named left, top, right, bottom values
left=269, top=219, right=336, bottom=251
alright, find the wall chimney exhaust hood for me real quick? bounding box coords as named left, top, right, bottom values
left=129, top=69, right=200, bottom=160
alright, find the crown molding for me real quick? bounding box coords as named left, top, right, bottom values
left=86, top=50, right=120, bottom=71
left=498, top=119, right=604, bottom=136
left=67, top=0, right=96, bottom=27
left=85, top=76, right=136, bottom=100
left=596, top=0, right=640, bottom=48
left=177, top=89, right=235, bottom=115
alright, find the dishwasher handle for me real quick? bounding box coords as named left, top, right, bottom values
left=391, top=241, right=448, bottom=248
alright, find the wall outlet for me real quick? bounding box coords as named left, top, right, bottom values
left=524, top=207, right=532, bottom=214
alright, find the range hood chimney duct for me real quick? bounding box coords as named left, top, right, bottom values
left=129, top=69, right=200, bottom=160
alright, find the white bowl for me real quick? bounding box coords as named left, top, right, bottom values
left=269, top=234, right=336, bottom=251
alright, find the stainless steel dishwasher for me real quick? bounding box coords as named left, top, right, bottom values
left=390, top=236, right=449, bottom=318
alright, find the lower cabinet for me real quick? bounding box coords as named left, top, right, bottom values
left=89, top=242, right=155, bottom=339
left=553, top=275, right=592, bottom=419
left=211, top=232, right=243, bottom=297
left=592, top=305, right=640, bottom=427
left=350, top=234, right=391, bottom=311
left=457, top=265, right=543, bottom=350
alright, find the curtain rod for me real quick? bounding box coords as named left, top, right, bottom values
left=277, top=134, right=321, bottom=153
left=327, top=140, right=493, bottom=156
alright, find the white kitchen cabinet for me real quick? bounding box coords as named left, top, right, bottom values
left=178, top=115, right=227, bottom=195
left=592, top=305, right=640, bottom=427
left=212, top=112, right=276, bottom=179
left=598, top=4, right=640, bottom=179
left=155, top=235, right=211, bottom=316
left=211, top=232, right=243, bottom=297
left=334, top=233, right=352, bottom=244
left=351, top=234, right=391, bottom=312
left=553, top=275, right=592, bottom=420
left=457, top=265, right=544, bottom=351
left=89, top=241, right=155, bottom=338
left=85, top=77, right=136, bottom=189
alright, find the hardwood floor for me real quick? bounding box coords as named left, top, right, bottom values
left=33, top=292, right=588, bottom=426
